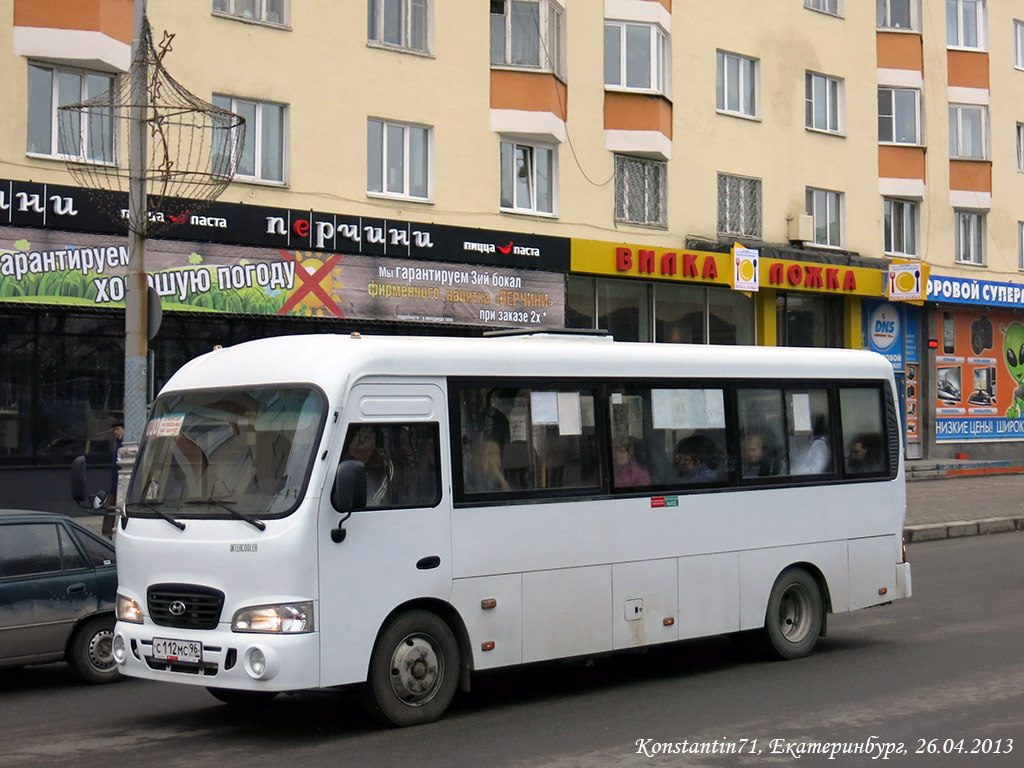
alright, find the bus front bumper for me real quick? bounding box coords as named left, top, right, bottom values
left=113, top=621, right=321, bottom=691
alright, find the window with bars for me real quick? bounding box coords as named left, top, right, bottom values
left=615, top=155, right=667, bottom=227
left=717, top=174, right=762, bottom=238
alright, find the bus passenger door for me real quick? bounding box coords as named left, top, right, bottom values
left=317, top=383, right=451, bottom=687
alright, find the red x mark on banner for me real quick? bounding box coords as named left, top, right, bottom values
left=277, top=250, right=345, bottom=317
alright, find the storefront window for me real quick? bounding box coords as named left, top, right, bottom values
left=655, top=283, right=706, bottom=343
left=776, top=293, right=842, bottom=347
left=598, top=279, right=650, bottom=342
left=565, top=276, right=597, bottom=331
left=709, top=287, right=755, bottom=345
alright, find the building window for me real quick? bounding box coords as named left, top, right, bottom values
left=500, top=139, right=555, bottom=214
left=212, top=95, right=286, bottom=183
left=614, top=155, right=666, bottom=228
left=946, top=0, right=985, bottom=49
left=948, top=104, right=987, bottom=159
left=805, top=187, right=843, bottom=247
left=883, top=198, right=917, bottom=257
left=1017, top=123, right=1024, bottom=171
left=955, top=210, right=985, bottom=265
left=876, top=0, right=917, bottom=30
left=805, top=0, right=840, bottom=16
left=367, top=119, right=430, bottom=200
left=878, top=87, right=920, bottom=144
left=27, top=63, right=114, bottom=162
left=1019, top=222, right=1024, bottom=270
left=490, top=0, right=564, bottom=77
left=716, top=51, right=758, bottom=118
left=604, top=21, right=668, bottom=94
left=1016, top=20, right=1024, bottom=68
left=805, top=72, right=842, bottom=134
left=368, top=0, right=430, bottom=53
left=212, top=0, right=288, bottom=25
left=717, top=174, right=762, bottom=238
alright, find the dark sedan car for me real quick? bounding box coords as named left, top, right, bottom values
left=0, top=510, right=118, bottom=683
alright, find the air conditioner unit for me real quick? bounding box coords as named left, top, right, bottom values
left=788, top=213, right=813, bottom=243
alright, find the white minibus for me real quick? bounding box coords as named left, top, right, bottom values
left=112, top=333, right=911, bottom=726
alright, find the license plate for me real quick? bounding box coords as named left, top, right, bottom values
left=152, top=637, right=203, bottom=663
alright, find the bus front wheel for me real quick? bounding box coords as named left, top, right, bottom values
left=762, top=568, right=823, bottom=660
left=365, top=610, right=459, bottom=727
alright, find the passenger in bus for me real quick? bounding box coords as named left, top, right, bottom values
left=673, top=434, right=720, bottom=482
left=740, top=431, right=777, bottom=478
left=794, top=415, right=831, bottom=474
left=846, top=433, right=885, bottom=474
left=612, top=436, right=650, bottom=487
left=343, top=425, right=395, bottom=506
left=466, top=434, right=511, bottom=493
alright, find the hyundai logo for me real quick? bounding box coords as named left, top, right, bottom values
left=168, top=600, right=187, bottom=616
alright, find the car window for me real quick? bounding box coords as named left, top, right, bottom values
left=0, top=523, right=62, bottom=578
left=59, top=525, right=88, bottom=570
left=73, top=526, right=116, bottom=567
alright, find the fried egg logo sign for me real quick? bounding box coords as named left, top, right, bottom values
left=869, top=304, right=900, bottom=352
left=732, top=246, right=759, bottom=292
left=888, top=263, right=922, bottom=301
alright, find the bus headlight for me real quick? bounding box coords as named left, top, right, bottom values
left=232, top=602, right=314, bottom=633
left=117, top=594, right=144, bottom=624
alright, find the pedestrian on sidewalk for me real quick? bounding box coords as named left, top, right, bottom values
left=102, top=422, right=123, bottom=539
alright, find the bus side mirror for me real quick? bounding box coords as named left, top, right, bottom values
left=331, top=460, right=367, bottom=543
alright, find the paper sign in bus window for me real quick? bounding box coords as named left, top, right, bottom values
left=556, top=392, right=582, bottom=436
left=651, top=389, right=726, bottom=430
left=790, top=393, right=812, bottom=433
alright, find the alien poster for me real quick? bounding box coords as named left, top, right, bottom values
left=934, top=308, right=1024, bottom=441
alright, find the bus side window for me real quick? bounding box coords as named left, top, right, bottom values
left=840, top=388, right=888, bottom=476
left=341, top=423, right=440, bottom=509
left=610, top=386, right=730, bottom=489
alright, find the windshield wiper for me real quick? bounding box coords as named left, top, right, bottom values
left=126, top=501, right=186, bottom=531
left=186, top=499, right=266, bottom=532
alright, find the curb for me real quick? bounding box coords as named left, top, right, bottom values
left=904, top=516, right=1024, bottom=542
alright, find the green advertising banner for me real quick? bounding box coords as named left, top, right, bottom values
left=0, top=227, right=565, bottom=328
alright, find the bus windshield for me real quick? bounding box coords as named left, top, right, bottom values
left=126, top=386, right=326, bottom=520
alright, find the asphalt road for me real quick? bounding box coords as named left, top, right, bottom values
left=2, top=533, right=1022, bottom=768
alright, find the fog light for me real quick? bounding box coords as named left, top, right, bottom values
left=250, top=648, right=266, bottom=676
left=243, top=644, right=279, bottom=681
left=112, top=634, right=127, bottom=664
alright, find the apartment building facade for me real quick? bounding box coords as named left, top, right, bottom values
left=3, top=0, right=1024, bottom=508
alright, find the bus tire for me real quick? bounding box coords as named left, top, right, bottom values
left=67, top=616, right=119, bottom=684
left=365, top=610, right=459, bottom=727
left=762, top=568, right=823, bottom=660
left=206, top=687, right=279, bottom=706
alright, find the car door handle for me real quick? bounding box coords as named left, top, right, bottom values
left=416, top=556, right=441, bottom=570
left=67, top=583, right=87, bottom=594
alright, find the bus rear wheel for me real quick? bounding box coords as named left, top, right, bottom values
left=762, top=568, right=823, bottom=660
left=365, top=610, right=459, bottom=727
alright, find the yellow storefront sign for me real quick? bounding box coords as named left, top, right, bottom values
left=572, top=239, right=885, bottom=298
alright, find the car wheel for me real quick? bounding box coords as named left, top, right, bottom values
left=68, top=616, right=119, bottom=684
left=206, top=687, right=279, bottom=706
left=762, top=568, right=823, bottom=660
left=364, top=610, right=459, bottom=727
